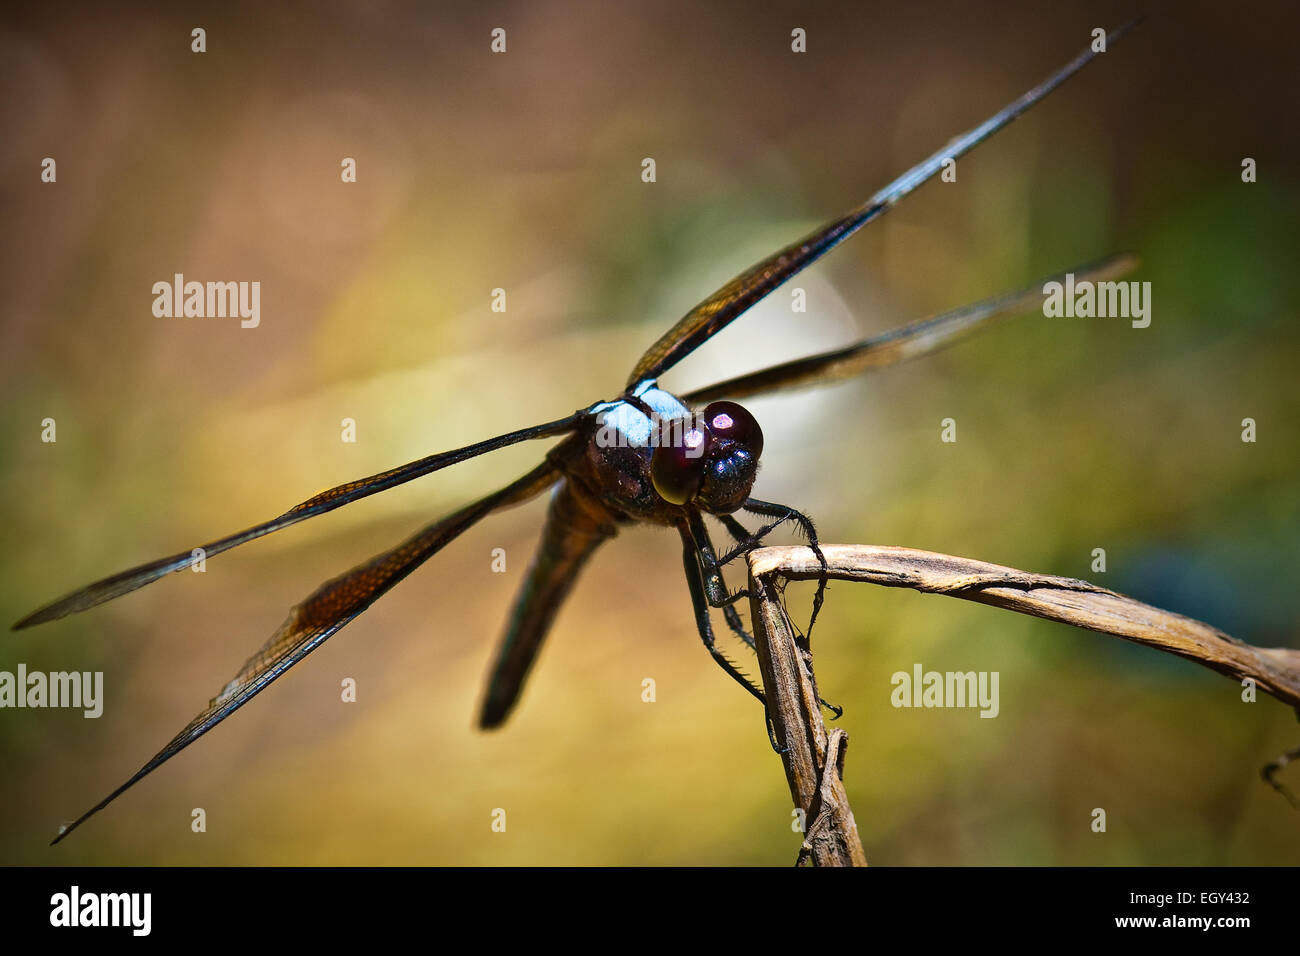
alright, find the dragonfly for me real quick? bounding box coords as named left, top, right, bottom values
left=18, top=23, right=1138, bottom=844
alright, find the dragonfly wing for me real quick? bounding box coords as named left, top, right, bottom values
left=51, top=460, right=559, bottom=844
left=479, top=479, right=616, bottom=729
left=684, top=254, right=1138, bottom=404
left=625, top=21, right=1138, bottom=388
left=15, top=413, right=581, bottom=629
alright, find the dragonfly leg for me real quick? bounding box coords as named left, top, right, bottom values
left=721, top=604, right=756, bottom=650
left=685, top=510, right=751, bottom=610
left=678, top=527, right=765, bottom=706
left=742, top=498, right=829, bottom=638
left=715, top=512, right=787, bottom=565
left=717, top=513, right=842, bottom=721
left=766, top=711, right=788, bottom=755
left=1262, top=732, right=1300, bottom=810
left=710, top=515, right=760, bottom=651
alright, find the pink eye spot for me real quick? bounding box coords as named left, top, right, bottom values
left=701, top=400, right=764, bottom=459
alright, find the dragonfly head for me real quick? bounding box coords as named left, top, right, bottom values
left=650, top=401, right=763, bottom=514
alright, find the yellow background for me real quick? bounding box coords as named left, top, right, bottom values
left=2, top=0, right=1297, bottom=864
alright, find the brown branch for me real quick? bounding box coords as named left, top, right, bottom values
left=749, top=545, right=1300, bottom=708
left=746, top=544, right=1300, bottom=866
left=748, top=565, right=867, bottom=867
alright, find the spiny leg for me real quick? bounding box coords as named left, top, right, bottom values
left=717, top=513, right=842, bottom=721
left=686, top=511, right=839, bottom=720
left=713, top=514, right=766, bottom=649
left=677, top=526, right=764, bottom=705
left=717, top=512, right=759, bottom=549
left=675, top=512, right=757, bottom=653
left=742, top=498, right=829, bottom=638
left=714, top=504, right=826, bottom=601
left=714, top=512, right=789, bottom=566
left=722, top=603, right=756, bottom=651
left=678, top=527, right=785, bottom=753
left=1262, top=711, right=1300, bottom=810
left=686, top=513, right=797, bottom=706
left=685, top=510, right=751, bottom=611
left=1262, top=747, right=1300, bottom=809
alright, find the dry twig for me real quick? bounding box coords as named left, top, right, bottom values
left=746, top=544, right=1300, bottom=866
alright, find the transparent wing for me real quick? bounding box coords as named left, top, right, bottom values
left=15, top=413, right=581, bottom=629
left=684, top=254, right=1138, bottom=404
left=625, top=20, right=1139, bottom=389
left=50, top=461, right=559, bottom=844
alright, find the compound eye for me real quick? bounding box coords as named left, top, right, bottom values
left=703, top=401, right=763, bottom=459
left=651, top=426, right=707, bottom=505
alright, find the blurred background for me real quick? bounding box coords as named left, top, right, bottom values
left=1, top=0, right=1297, bottom=865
